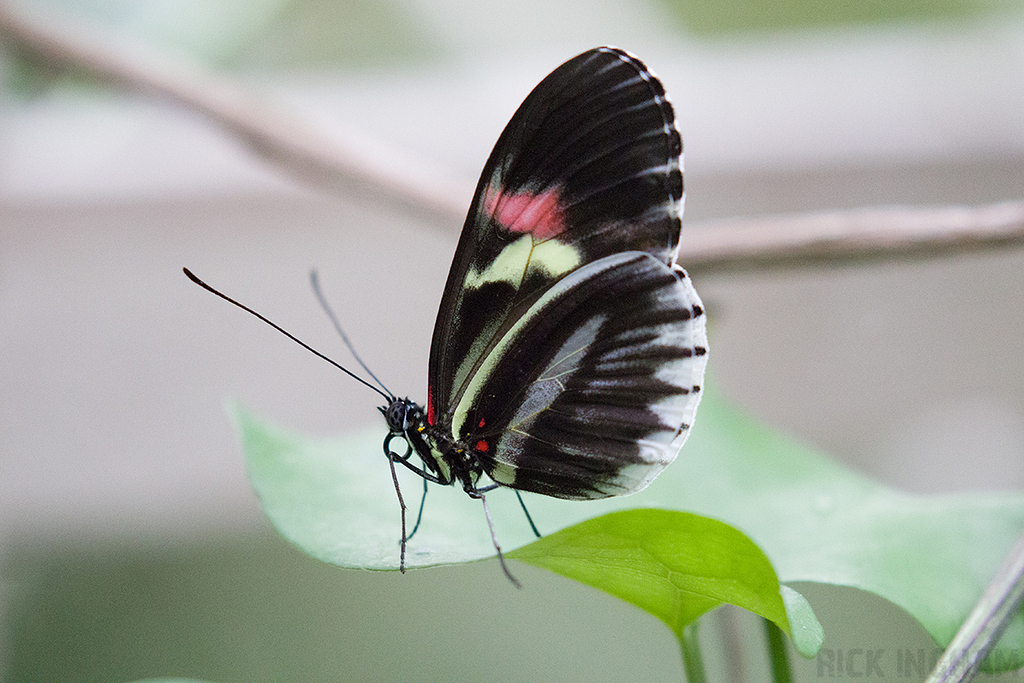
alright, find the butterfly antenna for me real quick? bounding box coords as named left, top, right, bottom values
left=183, top=268, right=391, bottom=402
left=309, top=269, right=395, bottom=401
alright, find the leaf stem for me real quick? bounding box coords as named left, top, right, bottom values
left=764, top=618, right=794, bottom=683
left=680, top=622, right=707, bottom=683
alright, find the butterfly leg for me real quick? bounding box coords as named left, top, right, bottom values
left=405, top=478, right=429, bottom=542
left=514, top=490, right=542, bottom=538
left=474, top=485, right=540, bottom=537
left=384, top=432, right=447, bottom=572
left=386, top=452, right=409, bottom=573
left=474, top=490, right=522, bottom=589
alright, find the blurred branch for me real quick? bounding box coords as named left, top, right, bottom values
left=0, top=1, right=468, bottom=224
left=926, top=530, right=1024, bottom=683
left=684, top=201, right=1024, bottom=275
left=2, top=1, right=1023, bottom=274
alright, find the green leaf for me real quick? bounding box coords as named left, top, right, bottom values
left=234, top=385, right=1024, bottom=672
left=678, top=395, right=1024, bottom=673
left=235, top=406, right=527, bottom=569
left=237, top=405, right=821, bottom=656
left=779, top=585, right=824, bottom=658
left=507, top=509, right=822, bottom=658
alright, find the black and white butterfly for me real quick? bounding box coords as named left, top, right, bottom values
left=186, top=46, right=707, bottom=587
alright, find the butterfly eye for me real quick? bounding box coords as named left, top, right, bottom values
left=383, top=399, right=411, bottom=433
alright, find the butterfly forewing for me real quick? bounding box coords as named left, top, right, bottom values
left=428, top=47, right=685, bottom=425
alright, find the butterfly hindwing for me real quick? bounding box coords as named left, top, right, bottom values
left=450, top=251, right=707, bottom=499
left=428, top=47, right=685, bottom=425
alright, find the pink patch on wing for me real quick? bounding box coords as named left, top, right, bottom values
left=426, top=387, right=436, bottom=426
left=485, top=186, right=566, bottom=240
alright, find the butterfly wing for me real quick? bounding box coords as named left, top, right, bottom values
left=452, top=251, right=707, bottom=499
left=427, top=47, right=685, bottom=426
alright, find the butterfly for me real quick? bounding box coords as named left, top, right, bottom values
left=379, top=47, right=707, bottom=585
left=185, top=46, right=707, bottom=588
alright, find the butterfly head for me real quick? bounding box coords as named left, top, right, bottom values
left=380, top=397, right=423, bottom=435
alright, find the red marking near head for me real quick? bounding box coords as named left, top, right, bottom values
left=426, top=387, right=436, bottom=426
left=485, top=186, right=566, bottom=240
left=475, top=439, right=489, bottom=453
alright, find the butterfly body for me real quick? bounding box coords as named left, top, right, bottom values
left=381, top=398, right=485, bottom=494
left=380, top=47, right=709, bottom=579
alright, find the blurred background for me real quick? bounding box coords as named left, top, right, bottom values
left=2, top=0, right=1024, bottom=680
